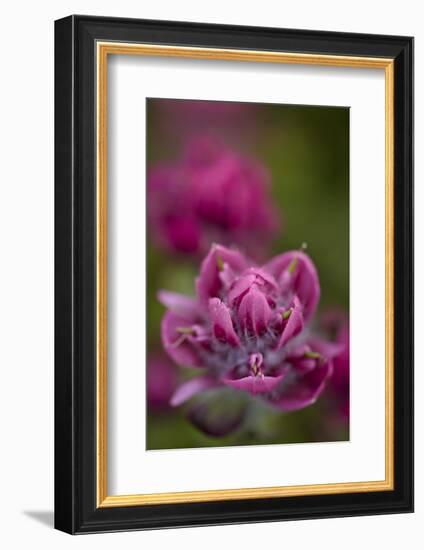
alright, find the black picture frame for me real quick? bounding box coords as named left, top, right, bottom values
left=55, top=14, right=414, bottom=534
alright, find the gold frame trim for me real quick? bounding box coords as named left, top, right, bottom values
left=96, top=42, right=394, bottom=508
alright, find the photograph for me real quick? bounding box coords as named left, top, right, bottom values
left=0, top=0, right=419, bottom=545
left=52, top=15, right=413, bottom=534
left=146, top=98, right=350, bottom=450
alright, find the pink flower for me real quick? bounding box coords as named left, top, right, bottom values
left=147, top=353, right=178, bottom=411
left=148, top=137, right=280, bottom=259
left=159, top=244, right=341, bottom=436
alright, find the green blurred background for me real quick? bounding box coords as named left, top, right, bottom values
left=146, top=99, right=349, bottom=450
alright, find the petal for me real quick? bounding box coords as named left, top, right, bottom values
left=219, top=262, right=239, bottom=290
left=187, top=388, right=247, bottom=437
left=243, top=267, right=279, bottom=292
left=208, top=298, right=240, bottom=346
left=196, top=244, right=248, bottom=304
left=238, top=286, right=272, bottom=335
left=285, top=343, right=316, bottom=373
left=228, top=268, right=278, bottom=306
left=223, top=372, right=286, bottom=395
left=291, top=358, right=316, bottom=373
left=227, top=273, right=256, bottom=305
left=158, top=290, right=200, bottom=320
left=265, top=251, right=320, bottom=322
left=161, top=311, right=201, bottom=368
left=170, top=376, right=218, bottom=407
left=308, top=338, right=345, bottom=360
left=277, top=295, right=304, bottom=348
left=269, top=361, right=333, bottom=411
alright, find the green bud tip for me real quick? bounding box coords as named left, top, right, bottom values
left=282, top=309, right=292, bottom=320
left=288, top=257, right=298, bottom=274
left=216, top=254, right=225, bottom=272
left=304, top=351, right=321, bottom=359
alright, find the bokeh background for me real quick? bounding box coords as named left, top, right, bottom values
left=146, top=98, right=349, bottom=450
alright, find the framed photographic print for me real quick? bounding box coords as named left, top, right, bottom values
left=54, top=15, right=414, bottom=534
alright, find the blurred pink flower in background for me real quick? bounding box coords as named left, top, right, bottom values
left=322, top=309, right=350, bottom=421
left=155, top=99, right=258, bottom=141
left=148, top=137, right=280, bottom=259
left=147, top=353, right=178, bottom=411
left=158, top=243, right=343, bottom=436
